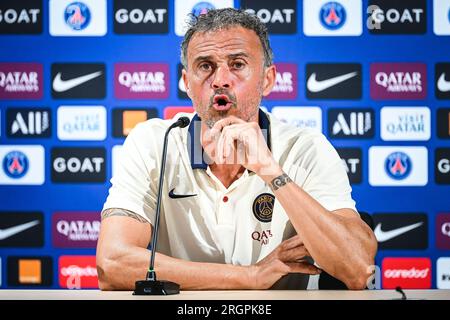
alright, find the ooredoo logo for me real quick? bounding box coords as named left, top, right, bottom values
left=58, top=255, right=98, bottom=289
left=382, top=257, right=431, bottom=289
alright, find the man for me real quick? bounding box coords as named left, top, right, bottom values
left=97, top=8, right=377, bottom=290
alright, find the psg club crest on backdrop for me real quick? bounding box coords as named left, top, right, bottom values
left=385, top=152, right=412, bottom=180
left=64, top=2, right=91, bottom=30
left=191, top=2, right=215, bottom=18
left=2, top=151, right=29, bottom=179
left=320, top=1, right=346, bottom=30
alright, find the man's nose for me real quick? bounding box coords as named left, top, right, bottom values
left=211, top=66, right=231, bottom=89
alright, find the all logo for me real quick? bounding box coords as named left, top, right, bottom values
left=437, top=108, right=450, bottom=138
left=434, top=0, right=450, bottom=35
left=241, top=0, right=297, bottom=34
left=53, top=212, right=100, bottom=248
left=114, top=0, right=168, bottom=34
left=369, top=146, right=428, bottom=186
left=306, top=63, right=361, bottom=99
left=370, top=63, right=427, bottom=100
left=0, top=145, right=44, bottom=185
left=112, top=108, right=158, bottom=138
left=114, top=63, right=169, bottom=99
left=51, top=63, right=106, bottom=99
left=0, top=212, right=44, bottom=247
left=7, top=256, right=53, bottom=286
left=367, top=0, right=426, bottom=34
left=435, top=148, right=450, bottom=184
left=59, top=256, right=98, bottom=289
left=57, top=106, right=106, bottom=141
left=49, top=0, right=107, bottom=36
left=271, top=106, right=322, bottom=133
left=437, top=257, right=450, bottom=289
left=435, top=63, right=450, bottom=99
left=0, top=63, right=43, bottom=99
left=328, top=108, right=374, bottom=138
left=436, top=213, right=450, bottom=250
left=303, top=0, right=362, bottom=36
left=266, top=63, right=297, bottom=100
left=6, top=108, right=51, bottom=138
left=380, top=107, right=430, bottom=141
left=382, top=257, right=431, bottom=289
left=0, top=0, right=42, bottom=34
left=51, top=147, right=106, bottom=183
left=336, top=148, right=362, bottom=184
left=175, top=0, right=234, bottom=36
left=373, top=213, right=428, bottom=249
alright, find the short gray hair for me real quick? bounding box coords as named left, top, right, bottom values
left=180, top=8, right=273, bottom=69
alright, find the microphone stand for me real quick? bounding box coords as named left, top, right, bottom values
left=133, top=117, right=190, bottom=295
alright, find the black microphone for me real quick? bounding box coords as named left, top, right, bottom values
left=395, top=286, right=407, bottom=300
left=133, top=116, right=190, bottom=295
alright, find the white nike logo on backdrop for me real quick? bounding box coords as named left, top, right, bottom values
left=0, top=220, right=40, bottom=240
left=437, top=73, right=450, bottom=92
left=52, top=71, right=102, bottom=92
left=374, top=222, right=423, bottom=243
left=307, top=72, right=358, bottom=92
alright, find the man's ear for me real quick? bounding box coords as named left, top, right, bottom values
left=262, top=65, right=276, bottom=97
left=181, top=68, right=191, bottom=98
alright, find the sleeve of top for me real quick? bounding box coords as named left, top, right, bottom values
left=102, top=122, right=158, bottom=225
left=300, top=133, right=357, bottom=212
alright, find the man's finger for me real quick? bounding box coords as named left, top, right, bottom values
left=211, top=116, right=245, bottom=137
left=280, top=235, right=303, bottom=250
left=279, top=245, right=310, bottom=262
left=285, top=262, right=322, bottom=275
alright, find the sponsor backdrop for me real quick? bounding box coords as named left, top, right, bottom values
left=0, top=0, right=449, bottom=289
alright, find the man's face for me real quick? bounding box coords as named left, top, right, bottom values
left=182, top=26, right=275, bottom=128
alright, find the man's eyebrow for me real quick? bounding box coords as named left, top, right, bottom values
left=193, top=55, right=213, bottom=65
left=227, top=52, right=249, bottom=59
left=192, top=52, right=250, bottom=65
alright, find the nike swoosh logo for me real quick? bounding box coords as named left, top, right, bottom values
left=0, top=220, right=40, bottom=240
left=307, top=72, right=358, bottom=92
left=374, top=222, right=423, bottom=243
left=168, top=188, right=197, bottom=199
left=437, top=73, right=450, bottom=92
left=53, top=71, right=103, bottom=92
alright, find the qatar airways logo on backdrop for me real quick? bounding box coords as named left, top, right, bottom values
left=382, top=257, right=431, bottom=289
left=0, top=63, right=43, bottom=99
left=59, top=256, right=98, bottom=289
left=266, top=63, right=297, bottom=100
left=114, top=63, right=169, bottom=99
left=52, top=212, right=100, bottom=248
left=370, top=63, right=427, bottom=100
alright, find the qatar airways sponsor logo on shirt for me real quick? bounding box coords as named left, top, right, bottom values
left=0, top=63, right=43, bottom=99
left=114, top=63, right=169, bottom=99
left=52, top=212, right=100, bottom=248
left=370, top=63, right=427, bottom=100
left=266, top=63, right=297, bottom=100
left=58, top=255, right=98, bottom=289
left=382, top=257, right=431, bottom=289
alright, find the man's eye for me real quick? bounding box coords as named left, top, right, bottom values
left=199, top=63, right=212, bottom=71
left=232, top=62, right=245, bottom=69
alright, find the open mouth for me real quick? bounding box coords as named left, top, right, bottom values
left=212, top=94, right=232, bottom=111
